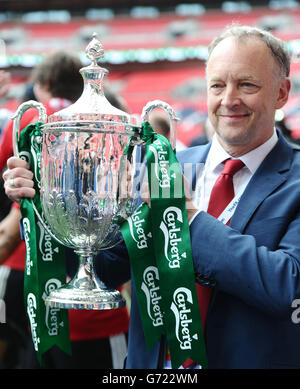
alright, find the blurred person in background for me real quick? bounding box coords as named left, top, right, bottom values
left=0, top=71, right=13, bottom=225
left=189, top=116, right=215, bottom=147
left=148, top=109, right=186, bottom=150
left=0, top=52, right=83, bottom=172
left=0, top=52, right=129, bottom=369
left=274, top=109, right=300, bottom=146
left=0, top=71, right=12, bottom=138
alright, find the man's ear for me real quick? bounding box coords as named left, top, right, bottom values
left=276, top=78, right=291, bottom=109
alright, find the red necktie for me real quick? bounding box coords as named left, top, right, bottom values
left=206, top=159, right=245, bottom=219
left=182, top=159, right=245, bottom=369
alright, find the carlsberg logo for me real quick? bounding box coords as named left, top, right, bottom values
left=141, top=266, right=163, bottom=327
left=149, top=139, right=170, bottom=188
left=170, top=287, right=198, bottom=351
left=128, top=208, right=148, bottom=249
left=23, top=217, right=33, bottom=276
left=42, top=278, right=64, bottom=336
left=27, top=293, right=40, bottom=351
left=159, top=206, right=186, bottom=269
left=37, top=221, right=59, bottom=261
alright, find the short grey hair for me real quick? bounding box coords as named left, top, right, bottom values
left=207, top=25, right=291, bottom=77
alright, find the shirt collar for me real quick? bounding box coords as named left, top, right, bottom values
left=207, top=128, right=278, bottom=174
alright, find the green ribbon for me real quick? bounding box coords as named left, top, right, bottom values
left=121, top=122, right=208, bottom=369
left=18, top=122, right=71, bottom=365
left=121, top=202, right=164, bottom=350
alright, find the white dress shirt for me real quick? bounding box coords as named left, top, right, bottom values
left=190, top=129, right=278, bottom=223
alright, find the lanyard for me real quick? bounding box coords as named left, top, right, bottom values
left=216, top=188, right=245, bottom=224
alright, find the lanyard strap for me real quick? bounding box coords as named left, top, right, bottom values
left=217, top=187, right=245, bottom=224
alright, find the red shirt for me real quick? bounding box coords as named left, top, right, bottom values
left=68, top=296, right=129, bottom=341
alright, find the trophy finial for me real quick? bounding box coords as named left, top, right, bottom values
left=85, top=32, right=104, bottom=66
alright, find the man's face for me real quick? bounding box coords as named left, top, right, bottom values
left=206, top=36, right=290, bottom=156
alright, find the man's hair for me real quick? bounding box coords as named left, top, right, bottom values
left=207, top=24, right=291, bottom=77
left=31, top=51, right=83, bottom=101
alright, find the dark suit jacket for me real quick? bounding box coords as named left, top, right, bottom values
left=95, top=131, right=300, bottom=368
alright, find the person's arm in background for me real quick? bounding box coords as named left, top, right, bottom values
left=0, top=70, right=10, bottom=100
left=0, top=204, right=22, bottom=264
left=0, top=70, right=12, bottom=172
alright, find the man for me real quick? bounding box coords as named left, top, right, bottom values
left=4, top=25, right=300, bottom=369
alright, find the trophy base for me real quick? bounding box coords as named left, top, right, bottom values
left=44, top=283, right=126, bottom=310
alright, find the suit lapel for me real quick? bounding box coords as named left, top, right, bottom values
left=230, top=133, right=294, bottom=232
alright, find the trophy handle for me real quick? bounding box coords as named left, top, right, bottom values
left=11, top=100, right=65, bottom=245
left=141, top=99, right=179, bottom=150
left=12, top=100, right=47, bottom=157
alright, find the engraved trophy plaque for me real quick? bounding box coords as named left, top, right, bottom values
left=13, top=33, right=178, bottom=310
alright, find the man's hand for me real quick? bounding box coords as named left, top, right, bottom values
left=183, top=175, right=199, bottom=222
left=3, top=156, right=35, bottom=203
left=141, top=173, right=199, bottom=222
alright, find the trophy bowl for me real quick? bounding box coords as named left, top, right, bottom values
left=39, top=115, right=138, bottom=310
left=13, top=33, right=178, bottom=310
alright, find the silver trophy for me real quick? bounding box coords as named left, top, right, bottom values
left=12, top=33, right=178, bottom=310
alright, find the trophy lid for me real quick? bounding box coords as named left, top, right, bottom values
left=44, top=33, right=132, bottom=133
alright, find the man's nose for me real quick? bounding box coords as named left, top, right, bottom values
left=221, top=85, right=241, bottom=108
